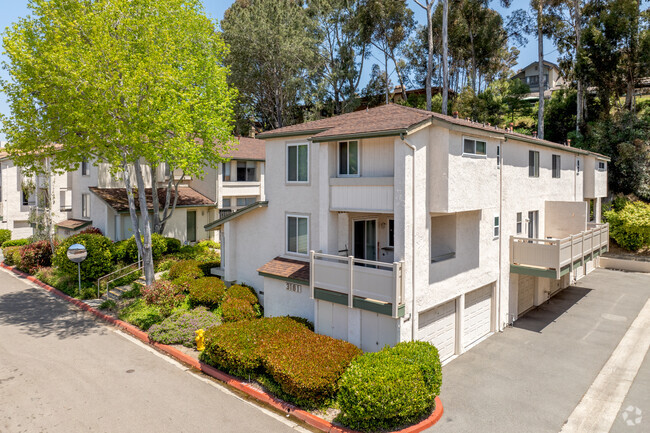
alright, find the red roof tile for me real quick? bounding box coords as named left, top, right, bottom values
left=257, top=256, right=310, bottom=283
left=89, top=186, right=214, bottom=213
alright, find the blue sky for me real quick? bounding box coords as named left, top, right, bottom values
left=0, top=0, right=557, bottom=142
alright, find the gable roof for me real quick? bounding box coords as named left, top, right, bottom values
left=89, top=186, right=214, bottom=213
left=204, top=201, right=268, bottom=231
left=224, top=136, right=265, bottom=161
left=256, top=103, right=609, bottom=160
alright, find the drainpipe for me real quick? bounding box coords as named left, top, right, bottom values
left=497, top=141, right=503, bottom=332
left=399, top=133, right=417, bottom=341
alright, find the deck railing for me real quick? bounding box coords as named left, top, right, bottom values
left=511, top=223, right=609, bottom=279
left=310, top=251, right=404, bottom=317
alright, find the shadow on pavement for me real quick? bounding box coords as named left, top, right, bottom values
left=0, top=285, right=105, bottom=340
left=514, top=286, right=592, bottom=333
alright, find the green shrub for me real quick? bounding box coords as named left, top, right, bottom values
left=99, top=299, right=117, bottom=311
left=120, top=284, right=142, bottom=299
left=11, top=248, right=23, bottom=269
left=2, top=238, right=29, bottom=248
left=610, top=195, right=631, bottom=212
left=2, top=246, right=22, bottom=266
left=148, top=307, right=221, bottom=347
left=198, top=260, right=221, bottom=277
left=389, top=341, right=443, bottom=397
left=53, top=234, right=114, bottom=281
left=200, top=317, right=361, bottom=407
left=141, top=280, right=184, bottom=316
left=34, top=266, right=76, bottom=295
left=111, top=240, right=129, bottom=263
left=604, top=201, right=650, bottom=251
left=156, top=257, right=178, bottom=272
left=164, top=237, right=181, bottom=254
left=18, top=240, right=55, bottom=274
left=118, top=299, right=165, bottom=330
left=123, top=234, right=167, bottom=263
left=197, top=239, right=219, bottom=249
left=221, top=297, right=257, bottom=322
left=0, top=229, right=11, bottom=247
left=285, top=316, right=315, bottom=332
left=168, top=259, right=203, bottom=288
left=188, top=277, right=226, bottom=308
left=225, top=284, right=258, bottom=305
left=337, top=350, right=435, bottom=431
left=79, top=226, right=103, bottom=235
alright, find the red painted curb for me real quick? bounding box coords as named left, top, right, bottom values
left=1, top=262, right=443, bottom=433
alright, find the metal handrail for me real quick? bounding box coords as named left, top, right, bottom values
left=97, top=259, right=143, bottom=298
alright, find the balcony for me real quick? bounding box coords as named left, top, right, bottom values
left=510, top=223, right=609, bottom=279
left=310, top=251, right=405, bottom=318
left=330, top=177, right=394, bottom=213
left=221, top=181, right=262, bottom=198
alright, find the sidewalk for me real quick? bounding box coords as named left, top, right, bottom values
left=428, top=269, right=650, bottom=433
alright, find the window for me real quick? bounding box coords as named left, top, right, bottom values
left=81, top=158, right=90, bottom=176
left=597, top=161, right=606, bottom=171
left=82, top=193, right=90, bottom=218
left=516, top=212, right=522, bottom=234
left=287, top=143, right=309, bottom=182
left=576, top=159, right=580, bottom=174
left=22, top=191, right=29, bottom=206
left=552, top=154, right=561, bottom=178
left=222, top=198, right=231, bottom=208
left=338, top=141, right=359, bottom=176
left=497, top=145, right=501, bottom=168
left=237, top=161, right=256, bottom=181
left=463, top=138, right=486, bottom=156
left=388, top=219, right=394, bottom=247
left=222, top=162, right=231, bottom=181
left=287, top=215, right=309, bottom=255
left=431, top=214, right=456, bottom=262
left=236, top=197, right=256, bottom=207
left=529, top=150, right=539, bottom=177
left=493, top=216, right=500, bottom=238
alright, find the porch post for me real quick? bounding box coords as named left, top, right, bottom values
left=348, top=256, right=354, bottom=308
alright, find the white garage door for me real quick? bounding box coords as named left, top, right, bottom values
left=360, top=310, right=397, bottom=353
left=518, top=275, right=535, bottom=316
left=463, top=285, right=492, bottom=349
left=418, top=300, right=456, bottom=362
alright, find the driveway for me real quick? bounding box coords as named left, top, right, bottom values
left=429, top=269, right=650, bottom=433
left=0, top=268, right=312, bottom=433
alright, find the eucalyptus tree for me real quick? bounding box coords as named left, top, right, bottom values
left=414, top=0, right=435, bottom=110
left=1, top=0, right=237, bottom=284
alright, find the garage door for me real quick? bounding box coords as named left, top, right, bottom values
left=360, top=310, right=397, bottom=353
left=418, top=300, right=456, bottom=362
left=463, top=285, right=492, bottom=349
left=518, top=275, right=535, bottom=316
left=316, top=301, right=348, bottom=342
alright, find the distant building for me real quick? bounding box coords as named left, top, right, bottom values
left=512, top=61, right=564, bottom=101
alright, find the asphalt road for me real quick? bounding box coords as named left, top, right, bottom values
left=429, top=269, right=650, bottom=433
left=0, top=268, right=311, bottom=433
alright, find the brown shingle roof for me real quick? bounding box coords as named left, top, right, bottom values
left=257, top=256, right=310, bottom=284
left=224, top=136, right=265, bottom=161
left=55, top=219, right=92, bottom=230
left=89, top=186, right=214, bottom=213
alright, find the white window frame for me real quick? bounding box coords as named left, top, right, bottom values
left=222, top=162, right=231, bottom=181
left=81, top=158, right=90, bottom=176
left=493, top=215, right=500, bottom=238
left=337, top=140, right=360, bottom=177
left=286, top=142, right=309, bottom=183
left=286, top=214, right=309, bottom=256
left=82, top=193, right=90, bottom=218
left=576, top=158, right=580, bottom=175
left=529, top=150, right=540, bottom=177
left=516, top=212, right=522, bottom=234
left=597, top=161, right=606, bottom=171
left=552, top=154, right=561, bottom=178
left=462, top=137, right=487, bottom=157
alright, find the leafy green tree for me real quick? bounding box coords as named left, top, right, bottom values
left=222, top=0, right=321, bottom=130
left=1, top=0, right=236, bottom=284
left=361, top=64, right=393, bottom=108
left=543, top=89, right=577, bottom=144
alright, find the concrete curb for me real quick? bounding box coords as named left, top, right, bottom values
left=1, top=263, right=443, bottom=433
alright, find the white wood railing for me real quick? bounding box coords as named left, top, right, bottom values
left=511, top=223, right=609, bottom=279
left=310, top=251, right=404, bottom=317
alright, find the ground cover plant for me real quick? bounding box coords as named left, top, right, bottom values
left=141, top=280, right=185, bottom=316
left=118, top=299, right=165, bottom=331
left=148, top=306, right=221, bottom=347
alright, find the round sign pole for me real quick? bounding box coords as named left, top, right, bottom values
left=66, top=244, right=88, bottom=297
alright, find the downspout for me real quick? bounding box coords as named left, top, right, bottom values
left=498, top=139, right=504, bottom=332
left=400, top=132, right=417, bottom=341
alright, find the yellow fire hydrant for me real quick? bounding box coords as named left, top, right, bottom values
left=195, top=329, right=205, bottom=351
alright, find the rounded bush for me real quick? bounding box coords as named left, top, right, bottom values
left=0, top=229, right=12, bottom=246
left=337, top=350, right=436, bottom=431
left=188, top=277, right=226, bottom=308
left=390, top=341, right=442, bottom=397
left=148, top=307, right=221, bottom=347
left=168, top=260, right=203, bottom=288
left=123, top=234, right=167, bottom=263
left=18, top=240, right=55, bottom=274
left=53, top=234, right=114, bottom=281
left=164, top=237, right=181, bottom=254
left=2, top=238, right=29, bottom=248
left=225, top=284, right=258, bottom=305
left=221, top=297, right=257, bottom=322
left=2, top=245, right=22, bottom=266
left=604, top=201, right=650, bottom=251
left=111, top=240, right=128, bottom=263
left=141, top=280, right=184, bottom=316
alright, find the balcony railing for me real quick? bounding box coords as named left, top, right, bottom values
left=329, top=177, right=394, bottom=213
left=510, top=223, right=609, bottom=279
left=310, top=251, right=405, bottom=318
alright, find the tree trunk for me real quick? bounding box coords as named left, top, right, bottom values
left=470, top=31, right=477, bottom=95
left=537, top=0, right=545, bottom=140
left=150, top=163, right=161, bottom=234
left=575, top=0, right=583, bottom=132
left=122, top=158, right=145, bottom=272
left=132, top=161, right=155, bottom=285
left=442, top=0, right=449, bottom=115
left=426, top=1, right=433, bottom=110
left=385, top=52, right=390, bottom=105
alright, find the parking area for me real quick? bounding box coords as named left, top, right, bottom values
left=429, top=268, right=650, bottom=433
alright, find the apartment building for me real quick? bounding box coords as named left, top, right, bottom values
left=0, top=136, right=265, bottom=243
left=205, top=104, right=608, bottom=361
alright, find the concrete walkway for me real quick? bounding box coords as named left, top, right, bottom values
left=429, top=269, right=650, bottom=433
left=0, top=268, right=312, bottom=433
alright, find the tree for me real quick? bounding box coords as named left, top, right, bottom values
left=534, top=0, right=547, bottom=139
left=222, top=0, right=321, bottom=130
left=361, top=64, right=393, bottom=108
left=414, top=0, right=435, bottom=110
left=442, top=0, right=450, bottom=114
left=1, top=0, right=237, bottom=285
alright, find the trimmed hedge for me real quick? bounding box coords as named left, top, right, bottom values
left=2, top=238, right=29, bottom=248
left=337, top=341, right=442, bottom=431
left=225, top=284, right=258, bottom=305
left=168, top=260, right=203, bottom=288
left=18, top=240, right=55, bottom=274
left=148, top=307, right=221, bottom=347
left=221, top=297, right=257, bottom=322
left=53, top=234, right=114, bottom=281
left=188, top=277, right=226, bottom=309
left=3, top=246, right=23, bottom=266
left=200, top=317, right=361, bottom=406
left=198, top=260, right=221, bottom=277
left=604, top=200, right=650, bottom=251
left=0, top=229, right=11, bottom=247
